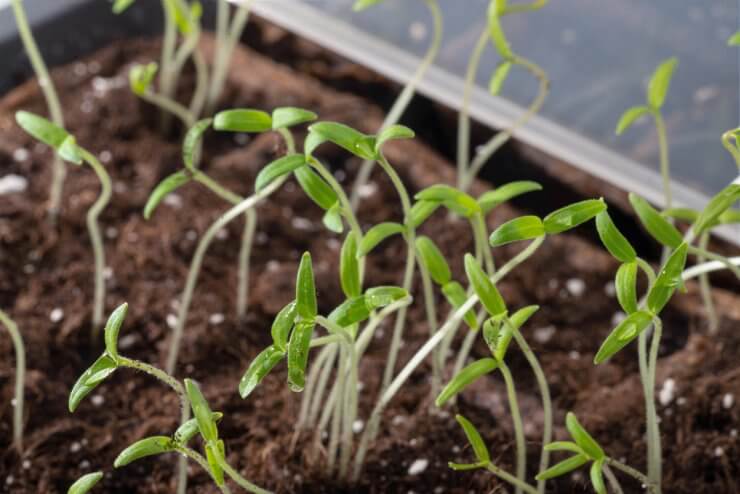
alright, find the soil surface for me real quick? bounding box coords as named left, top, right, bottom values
left=0, top=35, right=739, bottom=494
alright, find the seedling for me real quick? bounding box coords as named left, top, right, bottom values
left=10, top=0, right=67, bottom=220
left=15, top=111, right=112, bottom=334
left=350, top=0, right=443, bottom=210
left=68, top=304, right=271, bottom=494
left=0, top=310, right=25, bottom=453
left=67, top=471, right=103, bottom=494
left=145, top=107, right=317, bottom=374
left=457, top=0, right=550, bottom=192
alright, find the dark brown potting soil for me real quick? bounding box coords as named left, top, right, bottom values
left=0, top=33, right=738, bottom=494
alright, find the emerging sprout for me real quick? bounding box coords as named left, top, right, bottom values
left=67, top=471, right=103, bottom=494
left=0, top=310, right=25, bottom=452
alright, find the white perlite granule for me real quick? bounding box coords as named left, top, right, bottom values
left=407, top=459, right=429, bottom=475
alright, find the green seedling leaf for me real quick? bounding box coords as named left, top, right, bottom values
left=448, top=461, right=488, bottom=471
left=566, top=412, right=604, bottom=460
left=364, top=286, right=408, bottom=309
left=615, top=262, right=639, bottom=314
left=464, top=254, right=506, bottom=316
left=491, top=306, right=539, bottom=361
left=616, top=105, right=650, bottom=135
left=594, top=310, right=653, bottom=364
left=16, top=110, right=69, bottom=149
left=128, top=62, right=158, bottom=96
left=294, top=166, right=337, bottom=211
left=163, top=0, right=198, bottom=34
left=729, top=31, right=740, bottom=46
left=184, top=379, right=218, bottom=442
left=271, top=107, right=317, bottom=130
left=693, top=183, right=740, bottom=234
left=239, top=345, right=285, bottom=398
left=482, top=317, right=502, bottom=352
left=114, top=436, right=174, bottom=468
left=595, top=211, right=637, bottom=263
left=358, top=222, right=406, bottom=256
left=409, top=200, right=441, bottom=229
left=478, top=181, right=542, bottom=214
left=374, top=124, right=414, bottom=154
left=68, top=472, right=103, bottom=494
left=489, top=215, right=545, bottom=246
left=328, top=296, right=371, bottom=328
left=487, top=3, right=513, bottom=59
left=174, top=412, right=223, bottom=444
left=720, top=209, right=740, bottom=224
left=442, top=281, right=478, bottom=329
left=103, top=303, right=128, bottom=361
left=544, top=441, right=584, bottom=455
left=205, top=440, right=225, bottom=486
left=647, top=57, right=678, bottom=109
left=182, top=118, right=213, bottom=170
left=213, top=109, right=272, bottom=133
left=415, top=236, right=452, bottom=286
left=629, top=193, right=683, bottom=248
left=287, top=320, right=315, bottom=392
left=322, top=203, right=344, bottom=233
left=255, top=154, right=306, bottom=192
left=536, top=454, right=589, bottom=480
left=489, top=61, right=512, bottom=95
left=543, top=199, right=606, bottom=234
left=415, top=185, right=480, bottom=218
left=69, top=354, right=117, bottom=412
left=455, top=414, right=491, bottom=464
left=58, top=136, right=83, bottom=165
left=308, top=122, right=376, bottom=160
left=340, top=232, right=361, bottom=298
left=436, top=358, right=497, bottom=406
left=662, top=207, right=699, bottom=223
left=144, top=171, right=191, bottom=219
left=590, top=460, right=607, bottom=494
left=112, top=0, right=136, bottom=14
left=271, top=301, right=297, bottom=352
left=296, top=252, right=318, bottom=319
left=647, top=243, right=688, bottom=314
left=353, top=0, right=383, bottom=11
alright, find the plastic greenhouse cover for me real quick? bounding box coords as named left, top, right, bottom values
left=246, top=0, right=740, bottom=243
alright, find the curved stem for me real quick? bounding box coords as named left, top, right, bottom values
left=340, top=340, right=359, bottom=479
left=166, top=175, right=287, bottom=374
left=215, top=451, right=271, bottom=494
left=417, top=260, right=441, bottom=395
left=355, top=298, right=413, bottom=358
left=645, top=317, right=663, bottom=491
left=696, top=234, right=718, bottom=333
left=353, top=236, right=545, bottom=480
left=653, top=112, right=672, bottom=211
left=158, top=0, right=178, bottom=130
left=499, top=362, right=526, bottom=494
left=0, top=310, right=25, bottom=452
left=473, top=213, right=496, bottom=273
left=603, top=464, right=625, bottom=494
left=139, top=90, right=195, bottom=128
left=79, top=150, right=112, bottom=335
left=485, top=462, right=538, bottom=494
left=308, top=156, right=363, bottom=242
left=682, top=257, right=740, bottom=280
left=174, top=446, right=229, bottom=494
left=350, top=0, right=443, bottom=209
left=721, top=130, right=740, bottom=170
left=687, top=246, right=740, bottom=279
left=296, top=344, right=335, bottom=433
left=605, top=457, right=654, bottom=493
left=457, top=28, right=489, bottom=189
left=237, top=209, right=257, bottom=319
left=189, top=49, right=209, bottom=121
left=511, top=329, right=551, bottom=494
left=11, top=0, right=66, bottom=220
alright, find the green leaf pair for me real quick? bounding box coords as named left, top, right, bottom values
left=128, top=63, right=158, bottom=96
left=68, top=472, right=104, bottom=494
left=447, top=414, right=490, bottom=470
left=214, top=107, right=317, bottom=133
left=328, top=286, right=409, bottom=328
left=477, top=181, right=542, bottom=214
left=415, top=185, right=481, bottom=219
left=306, top=121, right=414, bottom=160
left=15, top=111, right=84, bottom=165
left=616, top=57, right=677, bottom=135
left=629, top=193, right=683, bottom=248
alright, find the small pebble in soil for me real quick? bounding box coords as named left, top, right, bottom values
left=357, top=381, right=365, bottom=391
left=392, top=415, right=405, bottom=426
left=358, top=183, right=378, bottom=198
left=565, top=278, right=586, bottom=297
left=548, top=279, right=558, bottom=290
left=209, top=313, right=225, bottom=325
left=334, top=169, right=346, bottom=182
left=407, top=459, right=429, bottom=475
left=352, top=420, right=364, bottom=433
left=167, top=314, right=178, bottom=329
left=611, top=311, right=626, bottom=326
left=658, top=378, right=676, bottom=406
left=714, top=446, right=724, bottom=457
left=106, top=227, right=118, bottom=239
left=234, top=133, right=249, bottom=145
left=70, top=441, right=81, bottom=453
left=6, top=475, right=13, bottom=486
left=266, top=260, right=280, bottom=272
left=533, top=325, right=556, bottom=343
left=291, top=217, right=313, bottom=231
left=13, top=148, right=30, bottom=162
left=80, top=99, right=94, bottom=114
left=118, top=334, right=138, bottom=350
left=91, top=395, right=105, bottom=407
left=79, top=460, right=90, bottom=470
left=99, top=150, right=113, bottom=163
left=604, top=281, right=616, bottom=297
left=185, top=230, right=198, bottom=242
left=722, top=393, right=734, bottom=409
left=103, top=267, right=113, bottom=280
left=24, top=264, right=35, bottom=274
left=731, top=429, right=738, bottom=438
left=676, top=397, right=687, bottom=406
left=50, top=307, right=65, bottom=323
left=327, top=238, right=341, bottom=251
left=22, top=460, right=31, bottom=470
left=256, top=232, right=269, bottom=245
left=568, top=350, right=581, bottom=360
left=216, top=228, right=229, bottom=240
left=0, top=174, right=28, bottom=195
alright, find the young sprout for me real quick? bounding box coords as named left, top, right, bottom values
left=457, top=0, right=550, bottom=192
left=350, top=0, right=443, bottom=210
left=10, top=0, right=67, bottom=220
left=537, top=413, right=654, bottom=494
left=67, top=471, right=103, bottom=494
left=147, top=108, right=316, bottom=375
left=0, top=310, right=25, bottom=452
left=15, top=111, right=112, bottom=334
left=68, top=304, right=271, bottom=494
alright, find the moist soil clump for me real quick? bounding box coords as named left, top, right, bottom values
left=0, top=36, right=739, bottom=493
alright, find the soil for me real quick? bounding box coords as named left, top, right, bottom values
left=0, top=32, right=738, bottom=494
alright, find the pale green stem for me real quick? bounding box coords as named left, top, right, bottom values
left=78, top=150, right=112, bottom=335
left=457, top=28, right=489, bottom=189
left=308, top=156, right=363, bottom=242
left=635, top=257, right=656, bottom=493
left=353, top=236, right=545, bottom=480
left=189, top=49, right=210, bottom=121
left=485, top=463, right=538, bottom=494
left=296, top=344, right=335, bottom=436
left=605, top=457, right=654, bottom=493
left=603, top=464, right=625, bottom=494
left=215, top=452, right=272, bottom=494
left=653, top=111, right=672, bottom=264
left=158, top=0, right=183, bottom=131
left=327, top=342, right=347, bottom=473
left=499, top=362, right=526, bottom=494
left=646, top=317, right=663, bottom=491
left=173, top=445, right=229, bottom=494
left=340, top=339, right=359, bottom=479
left=237, top=210, right=257, bottom=319
left=139, top=90, right=195, bottom=128
left=473, top=213, right=496, bottom=273
left=462, top=58, right=549, bottom=192
left=511, top=328, right=552, bottom=494
left=682, top=257, right=740, bottom=280
left=355, top=298, right=413, bottom=358
left=687, top=246, right=740, bottom=279
left=697, top=234, right=718, bottom=333
left=306, top=345, right=339, bottom=427
left=0, top=310, right=25, bottom=452
left=350, top=0, right=443, bottom=210
left=206, top=0, right=253, bottom=114
left=417, top=260, right=441, bottom=395
left=166, top=175, right=288, bottom=374
left=500, top=0, right=548, bottom=15
left=11, top=0, right=66, bottom=221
